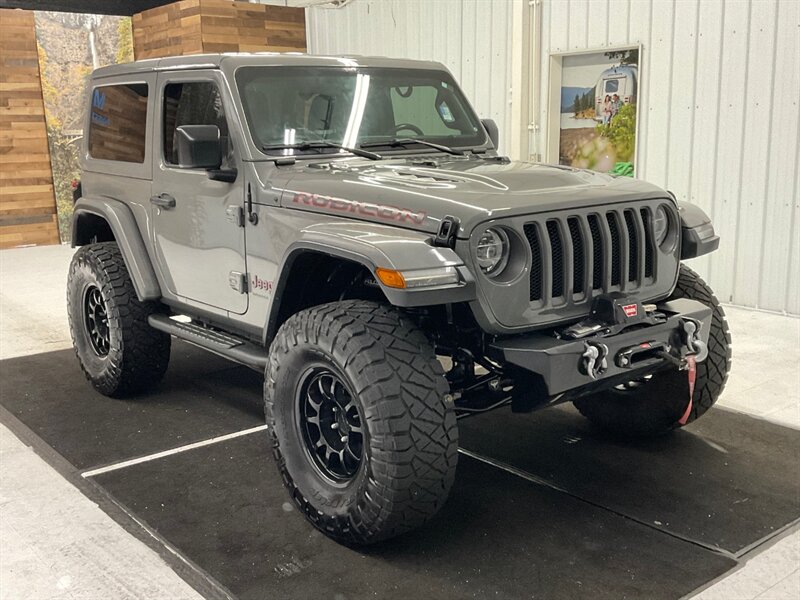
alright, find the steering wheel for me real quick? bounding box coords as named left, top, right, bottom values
left=392, top=123, right=424, bottom=136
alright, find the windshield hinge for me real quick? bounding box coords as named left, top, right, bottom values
left=226, top=205, right=245, bottom=228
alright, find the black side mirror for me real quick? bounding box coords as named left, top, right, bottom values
left=175, top=124, right=222, bottom=169
left=481, top=118, right=499, bottom=149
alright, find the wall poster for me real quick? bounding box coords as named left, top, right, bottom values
left=552, top=46, right=640, bottom=176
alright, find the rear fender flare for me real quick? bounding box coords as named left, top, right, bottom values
left=71, top=197, right=161, bottom=301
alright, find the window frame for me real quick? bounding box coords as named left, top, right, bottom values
left=83, top=75, right=155, bottom=180
left=161, top=79, right=231, bottom=169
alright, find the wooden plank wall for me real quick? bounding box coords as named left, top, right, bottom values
left=133, top=0, right=306, bottom=60
left=0, top=9, right=60, bottom=248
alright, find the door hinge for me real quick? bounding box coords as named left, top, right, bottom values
left=229, top=271, right=247, bottom=294
left=226, top=205, right=245, bottom=227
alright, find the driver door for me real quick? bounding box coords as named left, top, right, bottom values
left=150, top=70, right=248, bottom=314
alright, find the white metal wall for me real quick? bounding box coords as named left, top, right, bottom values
left=305, top=0, right=516, bottom=156
left=537, top=0, right=799, bottom=314
left=302, top=0, right=798, bottom=314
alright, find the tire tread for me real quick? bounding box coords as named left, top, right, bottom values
left=264, top=300, right=457, bottom=544
left=67, top=242, right=170, bottom=397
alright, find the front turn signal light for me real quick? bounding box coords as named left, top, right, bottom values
left=375, top=268, right=406, bottom=289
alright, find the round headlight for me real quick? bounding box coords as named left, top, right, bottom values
left=653, top=205, right=670, bottom=246
left=476, top=227, right=509, bottom=276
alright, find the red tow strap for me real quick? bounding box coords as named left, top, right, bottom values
left=678, top=356, right=697, bottom=426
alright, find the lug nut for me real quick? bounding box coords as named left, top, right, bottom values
left=340, top=436, right=348, bottom=443
left=331, top=423, right=338, bottom=430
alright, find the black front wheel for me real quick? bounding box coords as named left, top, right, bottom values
left=574, top=265, right=732, bottom=437
left=265, top=300, right=458, bottom=545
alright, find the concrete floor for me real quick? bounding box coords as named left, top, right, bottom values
left=0, top=244, right=798, bottom=599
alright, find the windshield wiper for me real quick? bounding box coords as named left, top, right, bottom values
left=359, top=138, right=465, bottom=156
left=261, top=141, right=382, bottom=160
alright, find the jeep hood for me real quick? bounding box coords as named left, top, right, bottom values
left=274, top=157, right=670, bottom=237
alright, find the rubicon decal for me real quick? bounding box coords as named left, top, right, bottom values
left=292, top=192, right=426, bottom=225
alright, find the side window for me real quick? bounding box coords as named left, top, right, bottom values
left=163, top=81, right=231, bottom=166
left=88, top=83, right=148, bottom=163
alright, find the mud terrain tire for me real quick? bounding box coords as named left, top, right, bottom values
left=67, top=242, right=170, bottom=397
left=264, top=300, right=458, bottom=544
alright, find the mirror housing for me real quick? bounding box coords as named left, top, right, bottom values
left=176, top=124, right=222, bottom=170
left=481, top=118, right=499, bottom=149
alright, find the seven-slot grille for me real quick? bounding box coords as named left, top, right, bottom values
left=523, top=207, right=657, bottom=304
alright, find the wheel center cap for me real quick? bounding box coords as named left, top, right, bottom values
left=335, top=407, right=350, bottom=434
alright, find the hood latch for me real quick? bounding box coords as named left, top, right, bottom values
left=434, top=215, right=460, bottom=249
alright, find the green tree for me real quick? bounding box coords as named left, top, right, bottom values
left=116, top=17, right=133, bottom=64
left=604, top=49, right=639, bottom=65
left=49, top=127, right=81, bottom=242
left=596, top=103, right=637, bottom=163
left=37, top=43, right=60, bottom=128
left=37, top=43, right=80, bottom=242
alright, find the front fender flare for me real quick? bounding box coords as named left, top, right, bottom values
left=677, top=201, right=720, bottom=259
left=280, top=221, right=475, bottom=301
left=71, top=197, right=161, bottom=301
left=264, top=222, right=476, bottom=345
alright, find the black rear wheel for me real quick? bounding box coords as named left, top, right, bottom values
left=574, top=265, right=732, bottom=437
left=67, top=242, right=171, bottom=397
left=265, top=300, right=458, bottom=545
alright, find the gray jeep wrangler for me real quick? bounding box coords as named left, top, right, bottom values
left=68, top=54, right=730, bottom=544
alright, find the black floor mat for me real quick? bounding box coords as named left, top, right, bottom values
left=0, top=343, right=263, bottom=469
left=458, top=405, right=800, bottom=555
left=93, top=434, right=735, bottom=600
left=459, top=407, right=800, bottom=553
left=3, top=345, right=798, bottom=599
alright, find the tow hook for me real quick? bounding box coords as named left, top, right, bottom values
left=681, top=319, right=708, bottom=362
left=581, top=341, right=609, bottom=380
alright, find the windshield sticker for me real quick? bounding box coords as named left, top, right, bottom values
left=438, top=102, right=455, bottom=123
left=292, top=192, right=426, bottom=225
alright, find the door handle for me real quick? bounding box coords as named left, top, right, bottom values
left=150, top=193, right=176, bottom=209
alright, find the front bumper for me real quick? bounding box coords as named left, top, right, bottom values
left=488, top=297, right=712, bottom=399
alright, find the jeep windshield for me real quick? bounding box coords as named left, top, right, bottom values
left=235, top=66, right=487, bottom=157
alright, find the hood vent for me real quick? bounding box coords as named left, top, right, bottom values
left=360, top=168, right=467, bottom=190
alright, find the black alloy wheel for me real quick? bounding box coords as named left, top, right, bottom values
left=83, top=284, right=110, bottom=356
left=297, top=368, right=363, bottom=481
left=67, top=242, right=171, bottom=397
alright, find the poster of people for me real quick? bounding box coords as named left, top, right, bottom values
left=558, top=48, right=639, bottom=176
